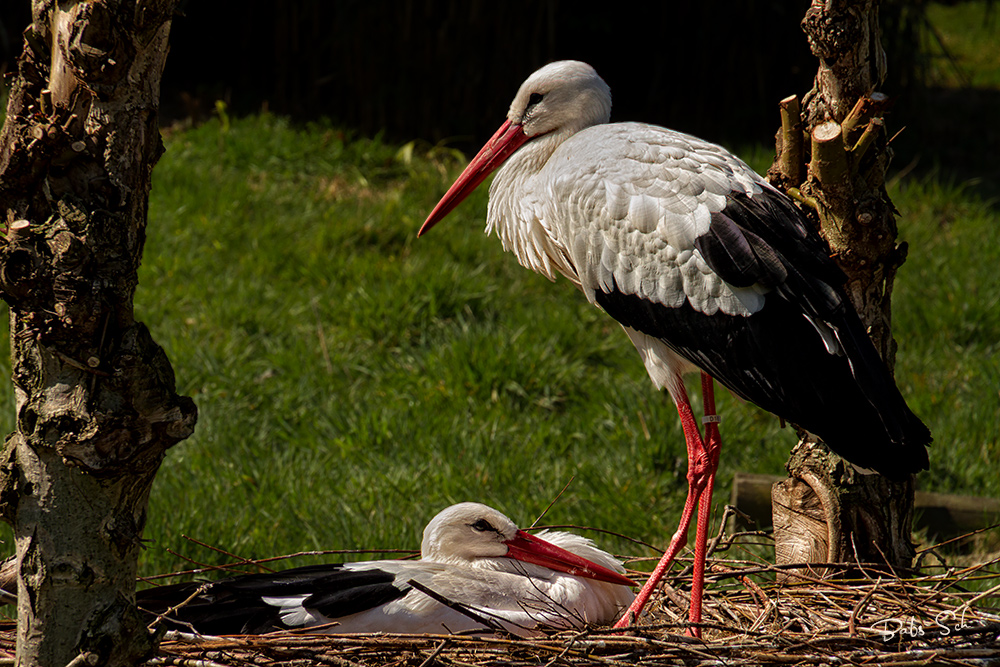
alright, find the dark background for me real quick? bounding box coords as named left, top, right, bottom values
left=0, top=1, right=992, bottom=186
left=148, top=1, right=818, bottom=146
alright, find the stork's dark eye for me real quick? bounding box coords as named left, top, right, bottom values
left=527, top=92, right=544, bottom=107
left=471, top=519, right=495, bottom=533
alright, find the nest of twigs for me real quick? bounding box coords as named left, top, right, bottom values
left=1, top=525, right=998, bottom=666
left=136, top=522, right=1000, bottom=667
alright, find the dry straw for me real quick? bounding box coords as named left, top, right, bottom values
left=135, top=521, right=999, bottom=667
left=1, top=524, right=995, bottom=666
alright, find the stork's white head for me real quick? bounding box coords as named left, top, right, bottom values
left=419, top=60, right=611, bottom=236
left=508, top=60, right=612, bottom=139
left=421, top=502, right=518, bottom=561
left=419, top=502, right=634, bottom=587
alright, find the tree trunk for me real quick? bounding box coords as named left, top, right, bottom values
left=767, top=0, right=916, bottom=576
left=0, top=2, right=195, bottom=666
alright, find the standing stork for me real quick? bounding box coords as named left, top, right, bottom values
left=418, top=60, right=931, bottom=635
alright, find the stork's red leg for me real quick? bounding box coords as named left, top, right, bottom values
left=613, top=373, right=718, bottom=631
left=686, top=373, right=721, bottom=637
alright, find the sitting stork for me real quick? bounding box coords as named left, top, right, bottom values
left=139, top=502, right=635, bottom=636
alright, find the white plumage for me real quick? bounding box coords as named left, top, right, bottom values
left=312, top=528, right=634, bottom=635
left=488, top=117, right=767, bottom=320
left=140, top=502, right=635, bottom=637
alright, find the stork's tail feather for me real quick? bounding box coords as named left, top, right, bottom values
left=138, top=580, right=284, bottom=635
left=827, top=313, right=931, bottom=477
left=747, top=303, right=931, bottom=480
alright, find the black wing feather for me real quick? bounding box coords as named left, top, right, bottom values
left=600, top=188, right=930, bottom=478
left=695, top=211, right=787, bottom=288
left=138, top=563, right=407, bottom=635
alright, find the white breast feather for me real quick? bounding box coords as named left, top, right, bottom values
left=487, top=157, right=576, bottom=285
left=491, top=123, right=770, bottom=318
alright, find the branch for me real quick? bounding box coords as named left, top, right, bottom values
left=778, top=95, right=804, bottom=185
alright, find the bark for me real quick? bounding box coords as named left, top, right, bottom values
left=767, top=0, right=917, bottom=577
left=0, top=2, right=195, bottom=666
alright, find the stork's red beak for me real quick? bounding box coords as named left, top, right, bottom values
left=418, top=119, right=529, bottom=236
left=503, top=530, right=634, bottom=587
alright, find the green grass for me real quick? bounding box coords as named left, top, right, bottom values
left=2, top=111, right=996, bottom=582
left=889, top=175, right=1000, bottom=493
left=925, top=1, right=1000, bottom=89
left=0, top=3, right=997, bottom=584
left=125, top=118, right=1000, bottom=575
left=131, top=114, right=767, bottom=572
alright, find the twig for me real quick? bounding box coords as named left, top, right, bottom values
left=181, top=535, right=275, bottom=573
left=146, top=582, right=213, bottom=632
left=848, top=579, right=877, bottom=637
left=964, top=581, right=1000, bottom=608
left=417, top=639, right=450, bottom=667
left=849, top=117, right=882, bottom=164
left=63, top=652, right=98, bottom=667
left=147, top=657, right=232, bottom=667
left=405, top=579, right=510, bottom=636
left=914, top=521, right=1000, bottom=554
left=540, top=632, right=581, bottom=667
left=531, top=476, right=576, bottom=529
